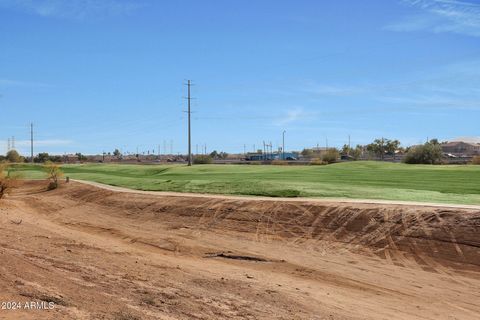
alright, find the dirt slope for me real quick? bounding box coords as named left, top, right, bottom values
left=0, top=181, right=479, bottom=319
left=74, top=179, right=480, bottom=210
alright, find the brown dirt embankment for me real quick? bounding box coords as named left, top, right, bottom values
left=0, top=181, right=478, bottom=319
left=65, top=181, right=480, bottom=268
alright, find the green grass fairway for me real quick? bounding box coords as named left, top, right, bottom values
left=10, top=161, right=480, bottom=205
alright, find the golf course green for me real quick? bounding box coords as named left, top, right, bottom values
left=10, top=161, right=480, bottom=205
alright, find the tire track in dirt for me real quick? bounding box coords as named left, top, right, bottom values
left=2, top=181, right=480, bottom=320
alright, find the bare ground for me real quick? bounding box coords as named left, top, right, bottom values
left=0, top=181, right=479, bottom=319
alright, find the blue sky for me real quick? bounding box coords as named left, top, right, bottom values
left=0, top=0, right=479, bottom=155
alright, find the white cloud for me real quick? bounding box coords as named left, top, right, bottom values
left=375, top=58, right=480, bottom=109
left=386, top=0, right=480, bottom=37
left=0, top=0, right=143, bottom=20
left=274, top=108, right=314, bottom=126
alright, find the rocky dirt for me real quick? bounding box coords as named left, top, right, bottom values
left=0, top=181, right=479, bottom=319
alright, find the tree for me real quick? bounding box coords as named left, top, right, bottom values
left=218, top=152, right=228, bottom=159
left=385, top=140, right=400, bottom=155
left=403, top=142, right=443, bottom=164
left=341, top=144, right=352, bottom=155
left=351, top=145, right=363, bottom=160
left=35, top=152, right=50, bottom=163
left=44, top=161, right=64, bottom=190
left=366, top=138, right=400, bottom=160
left=209, top=150, right=219, bottom=159
left=49, top=155, right=63, bottom=163
left=113, top=149, right=121, bottom=157
left=76, top=153, right=87, bottom=161
left=6, top=150, right=21, bottom=163
left=366, top=139, right=384, bottom=159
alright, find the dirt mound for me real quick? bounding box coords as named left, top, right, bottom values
left=50, top=182, right=480, bottom=268
left=1, top=181, right=479, bottom=319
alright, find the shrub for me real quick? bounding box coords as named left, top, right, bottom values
left=0, top=163, right=20, bottom=199
left=44, top=161, right=64, bottom=190
left=6, top=150, right=23, bottom=163
left=301, top=148, right=315, bottom=158
left=472, top=156, right=480, bottom=165
left=322, top=149, right=340, bottom=164
left=403, top=143, right=442, bottom=164
left=310, top=158, right=328, bottom=165
left=193, top=155, right=212, bottom=164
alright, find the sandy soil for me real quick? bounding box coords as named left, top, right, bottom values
left=0, top=181, right=479, bottom=319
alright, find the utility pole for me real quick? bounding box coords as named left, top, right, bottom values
left=186, top=80, right=192, bottom=166
left=30, top=123, right=34, bottom=163
left=282, top=130, right=286, bottom=160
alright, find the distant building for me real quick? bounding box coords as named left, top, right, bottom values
left=245, top=152, right=298, bottom=161
left=441, top=141, right=480, bottom=156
